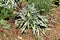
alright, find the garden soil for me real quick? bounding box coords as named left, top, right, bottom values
left=0, top=8, right=60, bottom=40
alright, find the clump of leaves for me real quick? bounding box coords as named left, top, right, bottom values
left=28, top=0, right=51, bottom=15
left=0, top=0, right=16, bottom=30
left=0, top=0, right=16, bottom=20
left=15, top=3, right=48, bottom=36
left=0, top=19, right=10, bottom=30
left=0, top=7, right=14, bottom=19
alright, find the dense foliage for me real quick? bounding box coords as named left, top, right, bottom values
left=0, top=0, right=16, bottom=20
left=0, top=7, right=14, bottom=19
left=28, top=0, right=51, bottom=14
left=0, top=0, right=16, bottom=29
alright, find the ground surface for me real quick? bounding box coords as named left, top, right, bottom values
left=45, top=8, right=60, bottom=40
left=0, top=8, right=60, bottom=40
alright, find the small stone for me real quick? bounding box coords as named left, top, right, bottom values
left=18, top=36, right=22, bottom=40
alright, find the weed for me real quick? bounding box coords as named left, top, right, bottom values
left=15, top=3, right=48, bottom=37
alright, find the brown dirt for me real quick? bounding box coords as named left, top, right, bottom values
left=0, top=19, right=35, bottom=40
left=45, top=8, right=60, bottom=40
